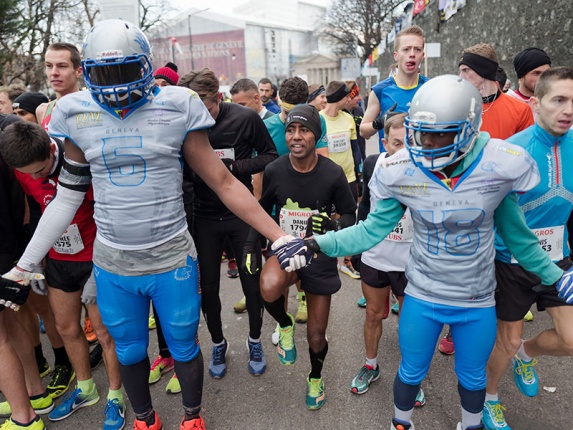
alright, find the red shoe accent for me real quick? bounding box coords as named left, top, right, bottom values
left=133, top=412, right=163, bottom=430
left=180, top=416, right=205, bottom=430
left=438, top=332, right=455, bottom=355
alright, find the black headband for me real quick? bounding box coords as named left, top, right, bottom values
left=307, top=85, right=325, bottom=103
left=458, top=52, right=498, bottom=81
left=326, top=84, right=350, bottom=103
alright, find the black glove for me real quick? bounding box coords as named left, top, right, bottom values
left=221, top=158, right=238, bottom=175
left=242, top=241, right=262, bottom=276
left=372, top=102, right=398, bottom=130
left=306, top=213, right=341, bottom=236
left=304, top=238, right=321, bottom=253
left=0, top=277, right=31, bottom=312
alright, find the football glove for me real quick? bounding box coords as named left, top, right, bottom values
left=272, top=235, right=315, bottom=272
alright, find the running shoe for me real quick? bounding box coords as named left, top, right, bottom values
left=306, top=376, right=325, bottom=410
left=149, top=355, right=175, bottom=384
left=0, top=416, right=45, bottom=430
left=84, top=316, right=97, bottom=344
left=39, top=317, right=45, bottom=334
left=277, top=314, right=296, bottom=365
left=391, top=418, right=414, bottom=430
left=246, top=339, right=266, bottom=375
left=38, top=360, right=51, bottom=378
left=0, top=392, right=54, bottom=418
left=391, top=302, right=400, bottom=314
left=148, top=315, right=156, bottom=330
left=133, top=412, right=162, bottom=430
left=457, top=423, right=485, bottom=430
left=103, top=398, right=125, bottom=430
left=48, top=387, right=99, bottom=421
left=414, top=388, right=426, bottom=407
left=90, top=343, right=103, bottom=370
left=166, top=374, right=181, bottom=394
left=226, top=259, right=239, bottom=278
left=271, top=323, right=280, bottom=346
left=482, top=400, right=511, bottom=429
left=357, top=296, right=367, bottom=308
left=233, top=296, right=247, bottom=313
left=47, top=365, right=75, bottom=399
left=180, top=416, right=205, bottom=430
left=511, top=355, right=538, bottom=397
left=339, top=259, right=360, bottom=280
left=523, top=310, right=533, bottom=322
left=350, top=364, right=380, bottom=394
left=295, top=292, right=307, bottom=323
left=209, top=340, right=228, bottom=378
left=438, top=331, right=455, bottom=355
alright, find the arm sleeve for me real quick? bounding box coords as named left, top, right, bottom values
left=315, top=198, right=405, bottom=257
left=17, top=184, right=86, bottom=271
left=494, top=193, right=563, bottom=285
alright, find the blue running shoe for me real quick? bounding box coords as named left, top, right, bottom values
left=103, top=399, right=125, bottom=430
left=350, top=364, right=380, bottom=394
left=246, top=339, right=266, bottom=375
left=357, top=296, right=367, bottom=308
left=209, top=340, right=228, bottom=378
left=482, top=400, right=511, bottom=429
left=511, top=355, right=538, bottom=397
left=48, top=388, right=99, bottom=421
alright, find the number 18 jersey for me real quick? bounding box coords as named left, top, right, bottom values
left=370, top=135, right=539, bottom=307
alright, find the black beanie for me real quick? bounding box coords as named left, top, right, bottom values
left=513, top=48, right=551, bottom=79
left=458, top=52, right=498, bottom=81
left=285, top=105, right=322, bottom=143
left=12, top=92, right=49, bottom=114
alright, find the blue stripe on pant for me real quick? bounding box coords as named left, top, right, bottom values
left=94, top=256, right=201, bottom=365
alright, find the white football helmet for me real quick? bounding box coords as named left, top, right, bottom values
left=405, top=75, right=483, bottom=171
left=82, top=19, right=155, bottom=116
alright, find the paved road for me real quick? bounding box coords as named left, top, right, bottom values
left=22, top=268, right=573, bottom=430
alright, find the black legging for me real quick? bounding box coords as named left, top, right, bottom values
left=192, top=216, right=263, bottom=343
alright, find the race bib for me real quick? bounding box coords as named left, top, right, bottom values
left=511, top=225, right=564, bottom=263
left=279, top=207, right=318, bottom=239
left=214, top=148, right=235, bottom=160
left=386, top=210, right=414, bottom=242
left=52, top=223, right=85, bottom=255
left=327, top=132, right=351, bottom=153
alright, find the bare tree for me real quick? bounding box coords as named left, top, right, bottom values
left=323, top=0, right=406, bottom=64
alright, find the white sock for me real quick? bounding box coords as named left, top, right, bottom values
left=248, top=336, right=260, bottom=344
left=365, top=356, right=377, bottom=368
left=393, top=406, right=413, bottom=425
left=214, top=339, right=226, bottom=347
left=516, top=340, right=533, bottom=361
left=461, top=406, right=482, bottom=429
left=485, top=392, right=498, bottom=402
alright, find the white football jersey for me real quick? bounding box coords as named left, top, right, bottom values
left=49, top=86, right=215, bottom=250
left=370, top=140, right=539, bottom=307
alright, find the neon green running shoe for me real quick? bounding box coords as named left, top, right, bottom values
left=306, top=376, right=325, bottom=410
left=277, top=314, right=297, bottom=365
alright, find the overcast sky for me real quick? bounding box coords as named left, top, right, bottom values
left=171, top=0, right=328, bottom=16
